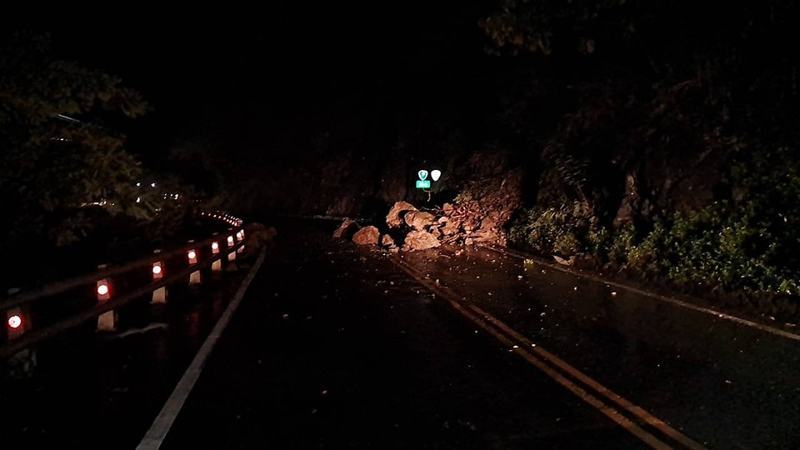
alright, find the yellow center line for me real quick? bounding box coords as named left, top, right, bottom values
left=391, top=256, right=707, bottom=450
left=465, top=302, right=705, bottom=450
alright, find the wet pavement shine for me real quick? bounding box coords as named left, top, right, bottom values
left=6, top=222, right=798, bottom=449
left=160, top=227, right=643, bottom=449
left=0, top=259, right=251, bottom=449
left=400, top=245, right=800, bottom=449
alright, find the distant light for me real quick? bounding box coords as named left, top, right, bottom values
left=152, top=264, right=162, bottom=275
left=97, top=284, right=109, bottom=296
left=56, top=113, right=81, bottom=123
left=151, top=182, right=156, bottom=188
left=227, top=236, right=234, bottom=246
left=136, top=182, right=141, bottom=187
left=212, top=242, right=219, bottom=250
left=136, top=197, right=141, bottom=203
left=7, top=315, right=22, bottom=329
left=188, top=250, right=197, bottom=260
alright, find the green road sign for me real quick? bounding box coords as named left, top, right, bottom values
left=416, top=180, right=431, bottom=189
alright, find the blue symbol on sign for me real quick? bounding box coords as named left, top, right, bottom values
left=418, top=170, right=428, bottom=181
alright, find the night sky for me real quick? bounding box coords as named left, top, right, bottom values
left=41, top=4, right=496, bottom=165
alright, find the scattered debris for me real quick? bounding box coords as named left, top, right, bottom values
left=553, top=255, right=575, bottom=266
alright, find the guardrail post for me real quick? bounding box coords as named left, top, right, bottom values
left=187, top=242, right=202, bottom=285
left=0, top=218, right=250, bottom=358
left=5, top=288, right=37, bottom=377
left=151, top=249, right=167, bottom=304
left=96, top=267, right=116, bottom=331
left=211, top=236, right=222, bottom=273
left=226, top=234, right=238, bottom=271
left=236, top=229, right=245, bottom=254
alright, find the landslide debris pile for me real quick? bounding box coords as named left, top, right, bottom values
left=333, top=173, right=522, bottom=252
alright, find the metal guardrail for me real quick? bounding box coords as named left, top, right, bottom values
left=1, top=213, right=252, bottom=359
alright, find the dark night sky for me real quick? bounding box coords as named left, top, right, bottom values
left=42, top=3, right=497, bottom=165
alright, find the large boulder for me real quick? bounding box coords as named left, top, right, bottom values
left=386, top=201, right=417, bottom=229
left=403, top=210, right=436, bottom=231
left=352, top=226, right=380, bottom=246
left=333, top=218, right=359, bottom=239
left=402, top=230, right=441, bottom=251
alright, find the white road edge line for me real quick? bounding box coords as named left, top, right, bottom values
left=483, top=245, right=800, bottom=343
left=136, top=248, right=267, bottom=450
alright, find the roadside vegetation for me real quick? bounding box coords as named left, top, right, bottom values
left=489, top=1, right=800, bottom=307
left=0, top=33, right=198, bottom=286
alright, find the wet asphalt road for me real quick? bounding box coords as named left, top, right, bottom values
left=0, top=260, right=250, bottom=449
left=401, top=246, right=800, bottom=449
left=161, top=227, right=643, bottom=449
left=4, top=222, right=800, bottom=448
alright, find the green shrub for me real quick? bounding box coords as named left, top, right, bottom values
left=512, top=198, right=799, bottom=298
left=625, top=222, right=665, bottom=275
left=607, top=225, right=635, bottom=265
left=606, top=203, right=800, bottom=296
left=510, top=201, right=608, bottom=257
left=662, top=204, right=800, bottom=296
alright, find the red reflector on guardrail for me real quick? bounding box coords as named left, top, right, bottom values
left=5, top=307, right=26, bottom=339
left=7, top=314, right=22, bottom=329
left=152, top=261, right=163, bottom=280
left=96, top=279, right=110, bottom=301
left=187, top=249, right=198, bottom=265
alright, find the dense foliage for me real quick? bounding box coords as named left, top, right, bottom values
left=487, top=1, right=800, bottom=301
left=0, top=33, right=187, bottom=253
